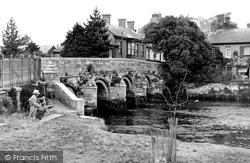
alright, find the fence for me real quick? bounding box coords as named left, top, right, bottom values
left=0, top=56, right=41, bottom=88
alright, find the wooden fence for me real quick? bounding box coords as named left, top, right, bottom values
left=0, top=56, right=41, bottom=88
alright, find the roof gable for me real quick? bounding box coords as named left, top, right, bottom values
left=107, top=24, right=142, bottom=40
left=209, top=28, right=250, bottom=44
left=39, top=45, right=55, bottom=54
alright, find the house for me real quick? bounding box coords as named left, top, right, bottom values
left=103, top=14, right=147, bottom=60
left=139, top=12, right=165, bottom=62
left=53, top=45, right=64, bottom=57
left=209, top=26, right=250, bottom=78
left=39, top=45, right=56, bottom=57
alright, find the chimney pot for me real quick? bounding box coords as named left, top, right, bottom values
left=102, top=14, right=111, bottom=25
left=118, top=18, right=126, bottom=28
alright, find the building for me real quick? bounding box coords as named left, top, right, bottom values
left=209, top=26, right=250, bottom=79
left=53, top=45, right=64, bottom=57
left=138, top=12, right=165, bottom=62
left=103, top=14, right=147, bottom=60
left=39, top=45, right=56, bottom=57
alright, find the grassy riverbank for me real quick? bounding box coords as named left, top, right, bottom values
left=0, top=113, right=250, bottom=163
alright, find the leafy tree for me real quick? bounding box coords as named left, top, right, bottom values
left=1, top=17, right=20, bottom=57
left=26, top=41, right=40, bottom=54
left=19, top=34, right=32, bottom=46
left=144, top=15, right=214, bottom=84
left=61, top=7, right=110, bottom=58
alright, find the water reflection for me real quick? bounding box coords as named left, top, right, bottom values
left=100, top=101, right=250, bottom=149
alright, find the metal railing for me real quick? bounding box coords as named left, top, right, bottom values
left=0, top=55, right=41, bottom=88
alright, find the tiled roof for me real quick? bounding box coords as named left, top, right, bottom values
left=53, top=45, right=64, bottom=53
left=209, top=28, right=250, bottom=44
left=39, top=45, right=55, bottom=54
left=107, top=24, right=142, bottom=40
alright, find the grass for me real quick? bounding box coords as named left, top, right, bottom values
left=0, top=113, right=250, bottom=163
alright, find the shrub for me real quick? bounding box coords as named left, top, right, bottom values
left=0, top=97, right=15, bottom=115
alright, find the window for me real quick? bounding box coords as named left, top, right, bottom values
left=212, top=47, right=216, bottom=54
left=118, top=42, right=122, bottom=55
left=226, top=66, right=232, bottom=71
left=244, top=47, right=250, bottom=56
left=225, top=47, right=231, bottom=58
left=128, top=42, right=131, bottom=55
left=147, top=49, right=150, bottom=59
left=131, top=43, right=135, bottom=55
left=135, top=44, right=139, bottom=56
left=141, top=45, right=144, bottom=57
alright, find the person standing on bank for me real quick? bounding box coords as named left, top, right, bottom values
left=29, top=90, right=45, bottom=120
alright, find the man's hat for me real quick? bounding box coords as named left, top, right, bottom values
left=33, top=90, right=40, bottom=95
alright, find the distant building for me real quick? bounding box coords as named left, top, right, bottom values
left=53, top=45, right=64, bottom=57
left=103, top=14, right=147, bottom=60
left=39, top=45, right=56, bottom=57
left=209, top=27, right=250, bottom=79
left=198, top=12, right=232, bottom=39
left=139, top=12, right=165, bottom=62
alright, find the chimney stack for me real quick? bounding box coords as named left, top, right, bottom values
left=127, top=21, right=135, bottom=30
left=225, top=16, right=230, bottom=24
left=102, top=14, right=111, bottom=25
left=247, top=23, right=250, bottom=28
left=150, top=12, right=162, bottom=23
left=118, top=19, right=126, bottom=28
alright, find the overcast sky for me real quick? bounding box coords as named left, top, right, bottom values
left=0, top=0, right=249, bottom=46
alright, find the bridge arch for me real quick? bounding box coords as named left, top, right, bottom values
left=144, top=75, right=152, bottom=88
left=122, top=76, right=133, bottom=91
left=95, top=78, right=110, bottom=100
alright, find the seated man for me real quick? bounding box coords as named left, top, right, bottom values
left=29, top=90, right=45, bottom=120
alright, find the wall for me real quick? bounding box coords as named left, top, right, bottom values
left=41, top=58, right=163, bottom=77
left=53, top=82, right=85, bottom=113
left=188, top=82, right=250, bottom=101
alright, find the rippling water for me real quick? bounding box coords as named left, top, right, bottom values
left=99, top=101, right=250, bottom=149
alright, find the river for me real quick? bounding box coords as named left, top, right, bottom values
left=99, top=101, right=250, bottom=149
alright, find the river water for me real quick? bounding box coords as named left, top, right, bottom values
left=100, top=101, right=250, bottom=149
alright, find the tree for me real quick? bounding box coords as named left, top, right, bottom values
left=61, top=7, right=110, bottom=58
left=26, top=42, right=40, bottom=54
left=144, top=15, right=214, bottom=84
left=1, top=17, right=20, bottom=57
left=84, top=7, right=110, bottom=57
left=19, top=34, right=32, bottom=46
left=61, top=23, right=89, bottom=57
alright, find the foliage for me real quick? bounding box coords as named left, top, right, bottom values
left=9, top=88, right=17, bottom=110
left=19, top=34, right=32, bottom=46
left=0, top=97, right=15, bottom=115
left=26, top=42, right=40, bottom=54
left=84, top=7, right=110, bottom=57
left=1, top=17, right=20, bottom=57
left=61, top=23, right=88, bottom=57
left=86, top=64, right=95, bottom=74
left=20, top=82, right=45, bottom=112
left=144, top=15, right=214, bottom=84
left=61, top=7, right=110, bottom=58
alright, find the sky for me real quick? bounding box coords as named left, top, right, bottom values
left=0, top=0, right=250, bottom=47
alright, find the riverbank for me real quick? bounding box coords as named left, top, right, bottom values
left=0, top=112, right=250, bottom=163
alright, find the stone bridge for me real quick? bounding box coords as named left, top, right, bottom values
left=41, top=58, right=164, bottom=114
